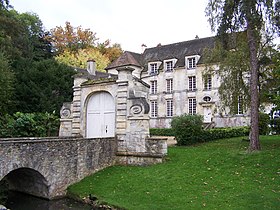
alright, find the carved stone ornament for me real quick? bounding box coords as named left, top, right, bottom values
left=130, top=104, right=143, bottom=115
left=60, top=108, right=71, bottom=118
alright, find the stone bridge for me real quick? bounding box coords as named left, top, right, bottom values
left=0, top=137, right=116, bottom=199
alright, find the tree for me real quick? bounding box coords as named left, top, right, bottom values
left=206, top=0, right=280, bottom=151
left=204, top=33, right=250, bottom=114
left=55, top=48, right=110, bottom=72
left=260, top=47, right=280, bottom=111
left=0, top=52, right=14, bottom=114
left=13, top=58, right=75, bottom=114
left=16, top=12, right=53, bottom=60
left=47, top=21, right=98, bottom=54
left=97, top=39, right=123, bottom=62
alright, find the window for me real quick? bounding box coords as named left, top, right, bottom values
left=204, top=74, right=212, bottom=90
left=203, top=96, right=211, bottom=102
left=166, top=79, right=173, bottom=93
left=165, top=61, right=173, bottom=72
left=188, top=98, right=196, bottom=115
left=151, top=101, right=158, bottom=117
left=237, top=95, right=243, bottom=114
left=188, top=76, right=196, bottom=91
left=150, top=80, right=157, bottom=94
left=150, top=63, right=158, bottom=75
left=187, top=57, right=196, bottom=69
left=166, top=99, right=173, bottom=117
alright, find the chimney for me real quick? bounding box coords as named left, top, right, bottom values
left=87, top=59, right=96, bottom=75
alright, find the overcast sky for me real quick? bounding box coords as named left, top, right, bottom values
left=11, top=0, right=214, bottom=53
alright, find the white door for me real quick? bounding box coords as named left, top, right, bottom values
left=203, top=107, right=212, bottom=123
left=86, top=92, right=115, bottom=138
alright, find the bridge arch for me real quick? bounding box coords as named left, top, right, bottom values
left=1, top=167, right=49, bottom=199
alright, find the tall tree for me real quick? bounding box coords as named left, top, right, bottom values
left=55, top=48, right=110, bottom=72
left=97, top=39, right=123, bottom=62
left=13, top=58, right=75, bottom=114
left=47, top=21, right=98, bottom=54
left=0, top=52, right=14, bottom=114
left=206, top=0, right=280, bottom=151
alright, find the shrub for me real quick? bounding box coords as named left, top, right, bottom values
left=169, top=113, right=249, bottom=146
left=150, top=128, right=175, bottom=136
left=201, top=127, right=249, bottom=143
left=171, top=114, right=203, bottom=145
left=259, top=112, right=270, bottom=135
left=271, top=117, right=280, bottom=134
left=0, top=112, right=59, bottom=137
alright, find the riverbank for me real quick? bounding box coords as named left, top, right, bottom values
left=68, top=136, right=280, bottom=209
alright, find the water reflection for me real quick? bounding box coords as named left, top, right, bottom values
left=6, top=191, right=93, bottom=210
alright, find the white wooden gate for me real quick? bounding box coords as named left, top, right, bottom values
left=86, top=92, right=115, bottom=138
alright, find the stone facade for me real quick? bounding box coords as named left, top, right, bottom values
left=106, top=37, right=251, bottom=128
left=0, top=137, right=116, bottom=199
left=59, top=61, right=167, bottom=166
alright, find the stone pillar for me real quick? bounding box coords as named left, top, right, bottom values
left=71, top=86, right=82, bottom=136
left=59, top=102, right=73, bottom=136
left=115, top=67, right=132, bottom=153
left=115, top=66, right=166, bottom=165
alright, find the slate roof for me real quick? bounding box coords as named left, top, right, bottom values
left=74, top=67, right=118, bottom=80
left=105, top=51, right=143, bottom=70
left=105, top=36, right=216, bottom=71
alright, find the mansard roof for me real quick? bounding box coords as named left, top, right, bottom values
left=105, top=36, right=216, bottom=71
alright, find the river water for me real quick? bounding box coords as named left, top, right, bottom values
left=5, top=191, right=94, bottom=210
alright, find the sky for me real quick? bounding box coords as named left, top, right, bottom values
left=11, top=0, right=214, bottom=53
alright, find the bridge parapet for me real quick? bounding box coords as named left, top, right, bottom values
left=0, top=137, right=116, bottom=199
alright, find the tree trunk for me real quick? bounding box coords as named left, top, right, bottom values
left=247, top=21, right=261, bottom=151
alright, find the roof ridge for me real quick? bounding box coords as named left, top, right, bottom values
left=144, top=36, right=215, bottom=51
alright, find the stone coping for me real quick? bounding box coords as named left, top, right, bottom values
left=116, top=151, right=165, bottom=158
left=147, top=137, right=168, bottom=141
left=0, top=136, right=116, bottom=144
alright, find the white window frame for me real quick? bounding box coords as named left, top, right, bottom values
left=188, top=76, right=196, bottom=91
left=150, top=80, right=157, bottom=94
left=237, top=95, right=243, bottom=114
left=150, top=63, right=158, bottom=75
left=165, top=61, right=173, bottom=72
left=188, top=98, right=196, bottom=115
left=166, top=79, right=173, bottom=93
left=185, top=55, right=200, bottom=70
left=166, top=99, right=173, bottom=117
left=151, top=101, right=158, bottom=118
left=204, top=74, right=212, bottom=90
left=188, top=57, right=196, bottom=69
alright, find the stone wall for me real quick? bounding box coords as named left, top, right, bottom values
left=0, top=137, right=116, bottom=199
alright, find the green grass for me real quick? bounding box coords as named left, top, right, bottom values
left=68, top=136, right=280, bottom=210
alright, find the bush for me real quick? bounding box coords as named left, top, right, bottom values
left=201, top=127, right=249, bottom=143
left=170, top=113, right=249, bottom=146
left=171, top=114, right=203, bottom=145
left=271, top=117, right=280, bottom=134
left=150, top=128, right=175, bottom=136
left=259, top=112, right=270, bottom=135
left=0, top=112, right=59, bottom=137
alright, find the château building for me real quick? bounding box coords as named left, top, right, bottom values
left=105, top=36, right=250, bottom=128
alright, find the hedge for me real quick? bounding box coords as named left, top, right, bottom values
left=176, top=126, right=250, bottom=146
left=150, top=128, right=175, bottom=136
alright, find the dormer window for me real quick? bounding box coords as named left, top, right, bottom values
left=186, top=55, right=200, bottom=69
left=150, top=63, right=158, bottom=75
left=165, top=61, right=173, bottom=72
left=187, top=57, right=196, bottom=69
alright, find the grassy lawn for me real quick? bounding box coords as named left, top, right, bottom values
left=68, top=136, right=280, bottom=210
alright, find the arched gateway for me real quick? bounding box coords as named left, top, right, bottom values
left=86, top=91, right=115, bottom=138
